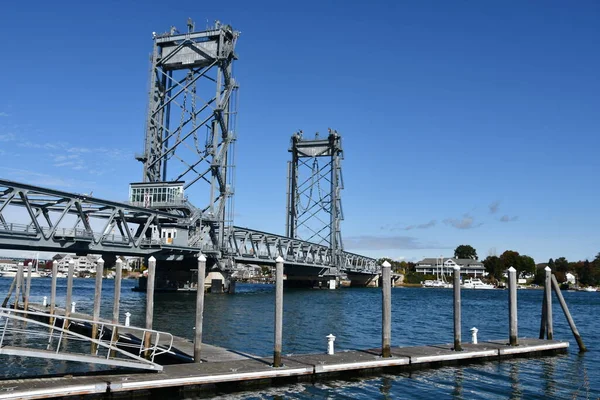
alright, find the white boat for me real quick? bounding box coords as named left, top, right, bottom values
left=422, top=258, right=452, bottom=288
left=583, top=286, right=597, bottom=292
left=462, top=278, right=495, bottom=290
left=0, top=266, right=43, bottom=278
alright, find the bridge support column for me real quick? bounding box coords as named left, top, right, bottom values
left=194, top=253, right=207, bottom=363
left=346, top=273, right=379, bottom=288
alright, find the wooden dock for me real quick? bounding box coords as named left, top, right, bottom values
left=22, top=303, right=254, bottom=363
left=0, top=338, right=568, bottom=399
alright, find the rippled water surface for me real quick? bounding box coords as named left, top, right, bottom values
left=1, top=278, right=598, bottom=399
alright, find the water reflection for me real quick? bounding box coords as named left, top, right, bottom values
left=508, top=362, right=521, bottom=400
left=452, top=368, right=463, bottom=399
left=541, top=357, right=557, bottom=398
left=379, top=376, right=393, bottom=399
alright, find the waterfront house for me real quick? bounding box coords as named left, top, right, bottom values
left=415, top=258, right=487, bottom=277
left=0, top=259, right=18, bottom=272
left=53, top=254, right=100, bottom=274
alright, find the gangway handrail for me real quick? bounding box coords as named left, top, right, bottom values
left=0, top=306, right=173, bottom=371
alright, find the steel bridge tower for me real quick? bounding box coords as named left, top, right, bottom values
left=135, top=20, right=239, bottom=257
left=286, top=129, right=344, bottom=270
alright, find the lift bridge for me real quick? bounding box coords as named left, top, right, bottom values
left=0, top=21, right=378, bottom=290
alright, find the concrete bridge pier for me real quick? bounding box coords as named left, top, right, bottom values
left=346, top=272, right=380, bottom=287
left=205, top=270, right=236, bottom=294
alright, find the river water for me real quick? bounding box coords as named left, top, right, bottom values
left=0, top=277, right=598, bottom=399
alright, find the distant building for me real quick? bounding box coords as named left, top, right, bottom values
left=565, top=272, right=576, bottom=284
left=53, top=254, right=100, bottom=273
left=232, top=264, right=263, bottom=280
left=0, top=259, right=17, bottom=271
left=416, top=258, right=487, bottom=277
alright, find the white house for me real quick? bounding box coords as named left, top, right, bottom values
left=565, top=272, right=576, bottom=284
left=53, top=254, right=100, bottom=273
left=415, top=258, right=487, bottom=277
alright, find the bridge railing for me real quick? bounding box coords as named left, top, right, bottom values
left=0, top=307, right=173, bottom=371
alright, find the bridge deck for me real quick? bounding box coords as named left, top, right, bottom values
left=0, top=338, right=568, bottom=399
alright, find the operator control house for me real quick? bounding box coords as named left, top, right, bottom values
left=129, top=181, right=185, bottom=208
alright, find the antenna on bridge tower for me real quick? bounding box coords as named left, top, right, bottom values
left=286, top=129, right=344, bottom=269
left=134, top=20, right=240, bottom=253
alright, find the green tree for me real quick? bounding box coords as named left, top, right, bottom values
left=578, top=260, right=593, bottom=286
left=500, top=250, right=520, bottom=272
left=533, top=265, right=546, bottom=285
left=454, top=245, right=478, bottom=260
left=519, top=255, right=536, bottom=276
left=554, top=257, right=569, bottom=273
left=483, top=256, right=503, bottom=279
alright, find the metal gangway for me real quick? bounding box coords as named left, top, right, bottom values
left=0, top=307, right=173, bottom=371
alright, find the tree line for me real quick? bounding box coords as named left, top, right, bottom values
left=379, top=245, right=600, bottom=287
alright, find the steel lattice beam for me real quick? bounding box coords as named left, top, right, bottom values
left=286, top=129, right=345, bottom=270
left=136, top=20, right=239, bottom=254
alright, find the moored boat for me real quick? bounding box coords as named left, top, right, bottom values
left=462, top=278, right=495, bottom=290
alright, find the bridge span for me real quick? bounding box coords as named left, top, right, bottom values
left=0, top=177, right=378, bottom=288
left=0, top=20, right=379, bottom=290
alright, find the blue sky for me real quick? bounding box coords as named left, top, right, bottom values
left=0, top=1, right=599, bottom=263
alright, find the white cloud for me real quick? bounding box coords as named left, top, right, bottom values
left=489, top=201, right=500, bottom=214
left=444, top=213, right=483, bottom=229
left=344, top=235, right=449, bottom=250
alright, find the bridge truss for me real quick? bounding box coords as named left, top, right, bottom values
left=286, top=130, right=344, bottom=270
left=0, top=179, right=377, bottom=273
left=0, top=20, right=378, bottom=277
left=136, top=20, right=239, bottom=256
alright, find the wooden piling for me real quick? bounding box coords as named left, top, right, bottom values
left=49, top=260, right=58, bottom=326
left=539, top=288, right=547, bottom=339
left=382, top=261, right=392, bottom=357
left=508, top=267, right=518, bottom=346
left=144, top=256, right=157, bottom=354
left=453, top=265, right=462, bottom=351
left=14, top=263, right=23, bottom=310
left=112, top=258, right=123, bottom=324
left=194, top=253, right=207, bottom=363
left=274, top=256, right=284, bottom=367
left=551, top=274, right=587, bottom=352
left=65, top=260, right=75, bottom=320
left=544, top=267, right=553, bottom=340
left=2, top=276, right=16, bottom=308
left=24, top=262, right=32, bottom=311
left=109, top=258, right=123, bottom=356
left=91, top=257, right=104, bottom=354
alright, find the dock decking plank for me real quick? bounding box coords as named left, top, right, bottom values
left=0, top=339, right=569, bottom=400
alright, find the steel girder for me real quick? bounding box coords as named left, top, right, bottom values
left=137, top=20, right=239, bottom=253
left=0, top=179, right=376, bottom=273
left=0, top=179, right=198, bottom=256
left=286, top=129, right=345, bottom=269
left=229, top=226, right=378, bottom=274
